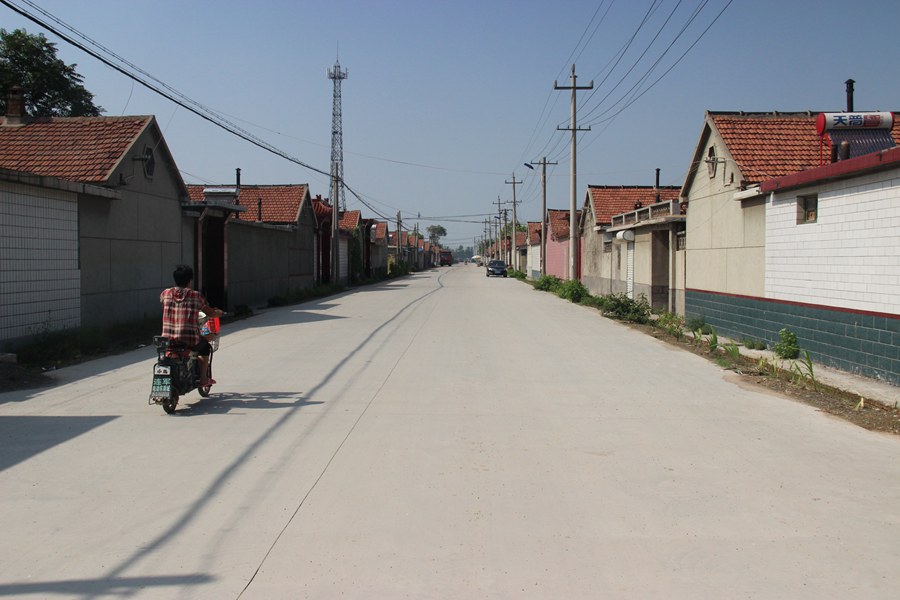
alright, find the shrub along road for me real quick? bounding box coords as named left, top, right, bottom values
left=1, top=265, right=898, bottom=598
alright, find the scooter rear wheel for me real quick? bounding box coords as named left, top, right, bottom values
left=162, top=392, right=178, bottom=414
left=197, top=364, right=212, bottom=397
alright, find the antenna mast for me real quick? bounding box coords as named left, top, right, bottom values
left=328, top=59, right=349, bottom=211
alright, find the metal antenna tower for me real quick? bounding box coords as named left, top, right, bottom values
left=328, top=59, right=349, bottom=211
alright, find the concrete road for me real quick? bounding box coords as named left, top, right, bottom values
left=1, top=265, right=898, bottom=599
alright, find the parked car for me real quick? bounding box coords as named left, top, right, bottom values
left=486, top=260, right=507, bottom=277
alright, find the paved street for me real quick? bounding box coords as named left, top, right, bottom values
left=1, top=265, right=898, bottom=599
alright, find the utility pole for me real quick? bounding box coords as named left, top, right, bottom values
left=491, top=217, right=500, bottom=258
left=502, top=209, right=510, bottom=265
left=493, top=196, right=505, bottom=260
left=505, top=172, right=522, bottom=272
left=555, top=64, right=592, bottom=280
left=396, top=211, right=402, bottom=263
left=528, top=157, right=557, bottom=277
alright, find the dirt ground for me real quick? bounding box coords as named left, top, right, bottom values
left=637, top=323, right=900, bottom=436
left=2, top=326, right=898, bottom=436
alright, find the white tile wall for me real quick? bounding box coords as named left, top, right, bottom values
left=1, top=183, right=81, bottom=342
left=765, top=168, right=900, bottom=315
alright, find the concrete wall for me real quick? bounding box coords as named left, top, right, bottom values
left=526, top=244, right=541, bottom=280
left=80, top=127, right=186, bottom=328
left=580, top=227, right=606, bottom=295
left=0, top=180, right=80, bottom=348
left=227, top=219, right=316, bottom=309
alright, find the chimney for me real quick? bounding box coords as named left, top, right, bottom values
left=4, top=86, right=25, bottom=126
left=845, top=79, right=855, bottom=112
left=655, top=168, right=661, bottom=203
left=838, top=140, right=851, bottom=161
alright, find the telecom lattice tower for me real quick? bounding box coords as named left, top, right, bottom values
left=328, top=59, right=348, bottom=211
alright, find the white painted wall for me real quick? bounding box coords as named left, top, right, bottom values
left=0, top=182, right=80, bottom=344
left=526, top=243, right=541, bottom=279
left=766, top=167, right=900, bottom=315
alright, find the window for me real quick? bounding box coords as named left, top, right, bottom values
left=603, top=241, right=612, bottom=253
left=142, top=146, right=156, bottom=178
left=676, top=231, right=686, bottom=251
left=706, top=146, right=717, bottom=178
left=797, top=194, right=818, bottom=224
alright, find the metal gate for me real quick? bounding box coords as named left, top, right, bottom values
left=626, top=241, right=634, bottom=299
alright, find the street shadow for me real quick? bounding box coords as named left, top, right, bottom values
left=0, top=415, right=119, bottom=473
left=0, top=573, right=213, bottom=597
left=19, top=271, right=446, bottom=589
left=179, top=392, right=322, bottom=416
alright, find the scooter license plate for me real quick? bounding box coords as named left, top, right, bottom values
left=154, top=365, right=171, bottom=375
left=150, top=375, right=172, bottom=397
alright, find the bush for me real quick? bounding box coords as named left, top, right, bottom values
left=656, top=311, right=685, bottom=340
left=557, top=279, right=589, bottom=303
left=774, top=327, right=800, bottom=359
left=509, top=269, right=527, bottom=280
left=599, top=293, right=651, bottom=324
left=534, top=275, right=562, bottom=292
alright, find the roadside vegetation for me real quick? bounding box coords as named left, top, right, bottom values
left=524, top=276, right=900, bottom=435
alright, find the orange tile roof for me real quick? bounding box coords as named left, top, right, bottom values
left=187, top=184, right=309, bottom=223
left=708, top=111, right=900, bottom=183
left=373, top=221, right=387, bottom=242
left=515, top=231, right=527, bottom=248
left=0, top=115, right=152, bottom=183
left=339, top=209, right=361, bottom=231
left=586, top=186, right=681, bottom=226
left=312, top=197, right=333, bottom=222
left=548, top=209, right=579, bottom=241
left=527, top=222, right=542, bottom=245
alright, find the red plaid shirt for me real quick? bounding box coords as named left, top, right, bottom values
left=160, top=287, right=207, bottom=347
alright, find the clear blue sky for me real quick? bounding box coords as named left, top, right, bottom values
left=4, top=0, right=900, bottom=248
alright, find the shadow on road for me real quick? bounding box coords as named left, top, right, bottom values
left=0, top=573, right=214, bottom=598
left=179, top=392, right=323, bottom=416
left=0, top=415, right=118, bottom=473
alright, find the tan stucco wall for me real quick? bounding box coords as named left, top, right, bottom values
left=684, top=129, right=765, bottom=299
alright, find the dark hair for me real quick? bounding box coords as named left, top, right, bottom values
left=173, top=264, right=194, bottom=287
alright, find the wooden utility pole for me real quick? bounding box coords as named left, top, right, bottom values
left=396, top=211, right=402, bottom=263
left=493, top=196, right=505, bottom=260
left=505, top=172, right=522, bottom=272
left=502, top=209, right=510, bottom=265
left=529, top=157, right=557, bottom=277
left=555, top=64, right=592, bottom=280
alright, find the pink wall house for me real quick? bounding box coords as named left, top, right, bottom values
left=545, top=208, right=580, bottom=279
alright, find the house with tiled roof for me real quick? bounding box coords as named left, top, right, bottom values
left=580, top=183, right=682, bottom=308
left=681, top=107, right=900, bottom=385
left=0, top=88, right=192, bottom=345
left=361, top=219, right=389, bottom=279
left=545, top=208, right=579, bottom=280
left=513, top=230, right=527, bottom=275
left=310, top=195, right=357, bottom=285
left=186, top=183, right=316, bottom=306
left=525, top=222, right=543, bottom=279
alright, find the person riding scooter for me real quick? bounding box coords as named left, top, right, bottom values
left=159, top=265, right=223, bottom=388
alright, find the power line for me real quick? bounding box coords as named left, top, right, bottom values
left=0, top=0, right=406, bottom=226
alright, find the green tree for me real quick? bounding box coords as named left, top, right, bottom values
left=426, top=225, right=447, bottom=246
left=0, top=28, right=103, bottom=117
